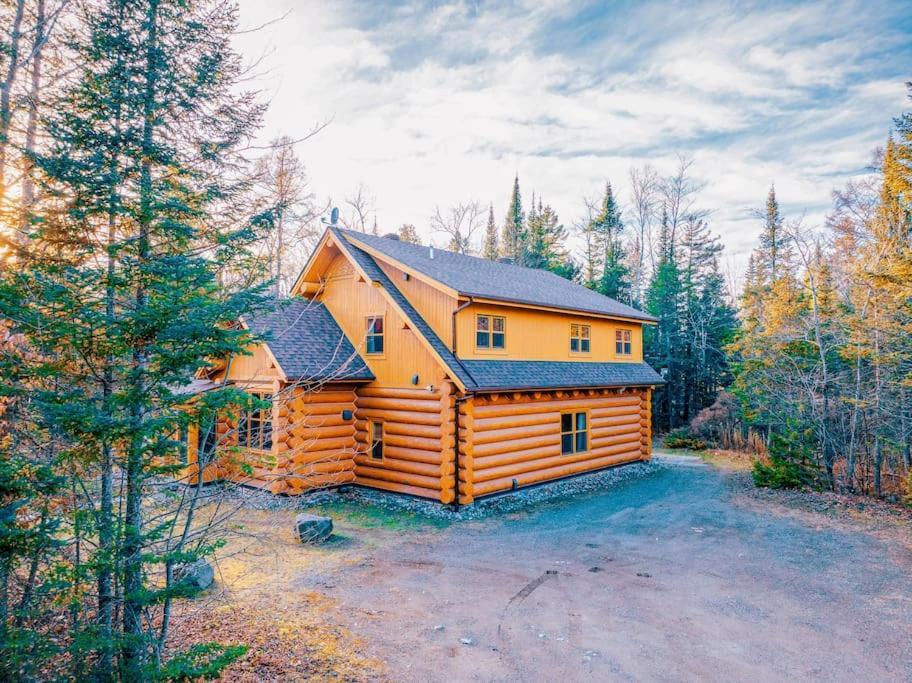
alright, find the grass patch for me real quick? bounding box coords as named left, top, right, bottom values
left=307, top=499, right=450, bottom=532
left=694, top=449, right=755, bottom=471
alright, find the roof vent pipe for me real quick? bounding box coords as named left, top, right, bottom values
left=429, top=246, right=434, bottom=259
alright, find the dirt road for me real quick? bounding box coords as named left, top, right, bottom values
left=308, top=458, right=912, bottom=682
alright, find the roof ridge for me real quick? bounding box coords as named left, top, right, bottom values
left=336, top=227, right=657, bottom=323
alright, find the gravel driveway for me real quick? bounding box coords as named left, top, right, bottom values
left=306, top=458, right=912, bottom=682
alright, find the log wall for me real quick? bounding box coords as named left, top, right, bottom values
left=270, top=384, right=358, bottom=494
left=462, top=388, right=649, bottom=499
left=353, top=383, right=457, bottom=503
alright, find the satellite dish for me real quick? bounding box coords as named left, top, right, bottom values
left=330, top=207, right=339, bottom=225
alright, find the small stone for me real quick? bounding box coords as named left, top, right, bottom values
left=459, top=637, right=474, bottom=645
left=175, top=558, right=214, bottom=592
left=434, top=624, right=445, bottom=631
left=296, top=513, right=333, bottom=544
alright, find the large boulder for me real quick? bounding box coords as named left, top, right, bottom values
left=176, top=558, right=214, bottom=592
left=296, top=513, right=333, bottom=544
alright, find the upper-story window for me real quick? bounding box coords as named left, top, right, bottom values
left=615, top=329, right=632, bottom=356
left=476, top=314, right=505, bottom=349
left=366, top=316, right=384, bottom=354
left=570, top=324, right=591, bottom=353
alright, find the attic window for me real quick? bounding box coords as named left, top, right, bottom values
left=366, top=316, right=384, bottom=354
left=570, top=324, right=591, bottom=353
left=476, top=315, right=505, bottom=350
left=615, top=329, right=632, bottom=356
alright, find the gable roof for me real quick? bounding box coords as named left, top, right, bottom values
left=243, top=298, right=374, bottom=383
left=338, top=228, right=657, bottom=322
left=331, top=229, right=477, bottom=390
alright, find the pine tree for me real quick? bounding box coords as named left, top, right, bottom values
left=758, top=184, right=792, bottom=284
left=500, top=174, right=524, bottom=261
left=593, top=181, right=630, bottom=302
left=645, top=207, right=683, bottom=430
left=0, top=0, right=270, bottom=676
left=482, top=203, right=498, bottom=259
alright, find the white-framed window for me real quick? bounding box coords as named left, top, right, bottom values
left=476, top=314, right=505, bottom=349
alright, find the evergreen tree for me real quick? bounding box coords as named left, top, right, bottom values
left=593, top=181, right=630, bottom=302
left=645, top=208, right=684, bottom=430
left=758, top=184, right=792, bottom=284
left=482, top=203, right=498, bottom=259
left=523, top=197, right=576, bottom=279
left=0, top=0, right=270, bottom=676
left=500, top=174, right=524, bottom=261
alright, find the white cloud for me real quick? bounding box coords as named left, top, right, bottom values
left=234, top=0, right=910, bottom=275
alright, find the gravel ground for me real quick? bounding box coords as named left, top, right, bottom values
left=304, top=457, right=912, bottom=682
left=205, top=459, right=665, bottom=520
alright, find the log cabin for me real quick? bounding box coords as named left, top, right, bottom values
left=182, top=227, right=663, bottom=506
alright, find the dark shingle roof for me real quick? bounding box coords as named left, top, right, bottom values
left=338, top=228, right=657, bottom=322
left=460, top=360, right=664, bottom=391
left=335, top=230, right=477, bottom=389
left=244, top=298, right=374, bottom=382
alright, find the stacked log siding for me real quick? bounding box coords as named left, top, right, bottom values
left=467, top=389, right=648, bottom=498
left=353, top=384, right=457, bottom=503
left=277, top=385, right=358, bottom=494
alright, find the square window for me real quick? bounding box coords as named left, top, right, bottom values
left=492, top=332, right=505, bottom=348
left=476, top=315, right=505, bottom=350
left=561, top=411, right=589, bottom=455
left=571, top=324, right=591, bottom=353
left=476, top=331, right=489, bottom=348
left=492, top=317, right=504, bottom=332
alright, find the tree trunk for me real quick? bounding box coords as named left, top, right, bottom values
left=122, top=1, right=159, bottom=677
left=19, top=0, right=45, bottom=244
left=0, top=0, right=26, bottom=201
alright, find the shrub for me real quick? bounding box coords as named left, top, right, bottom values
left=904, top=471, right=912, bottom=508
left=663, top=428, right=707, bottom=451
left=751, top=429, right=818, bottom=490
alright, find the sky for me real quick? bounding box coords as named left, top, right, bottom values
left=233, top=0, right=912, bottom=275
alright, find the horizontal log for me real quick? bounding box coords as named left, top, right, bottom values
left=353, top=455, right=451, bottom=478
left=473, top=433, right=559, bottom=458
left=287, top=390, right=356, bottom=405
left=287, top=435, right=351, bottom=453
left=284, top=471, right=356, bottom=491
left=354, top=419, right=442, bottom=440
left=590, top=435, right=642, bottom=452
left=285, top=447, right=354, bottom=466
left=473, top=449, right=643, bottom=496
left=286, top=424, right=354, bottom=441
left=353, top=430, right=443, bottom=452
left=354, top=476, right=441, bottom=501
left=590, top=423, right=642, bottom=438
left=473, top=396, right=640, bottom=419
left=292, top=414, right=353, bottom=429
left=473, top=412, right=558, bottom=432
left=590, top=406, right=643, bottom=420
left=358, top=386, right=442, bottom=401
left=357, top=396, right=442, bottom=413
left=355, top=408, right=442, bottom=427
left=468, top=422, right=559, bottom=445
left=287, top=459, right=355, bottom=476
left=289, top=401, right=354, bottom=417
left=353, top=465, right=447, bottom=490
left=474, top=439, right=643, bottom=478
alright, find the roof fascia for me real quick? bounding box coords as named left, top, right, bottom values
left=341, top=233, right=461, bottom=299
left=289, top=228, right=334, bottom=296
left=464, top=296, right=657, bottom=325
